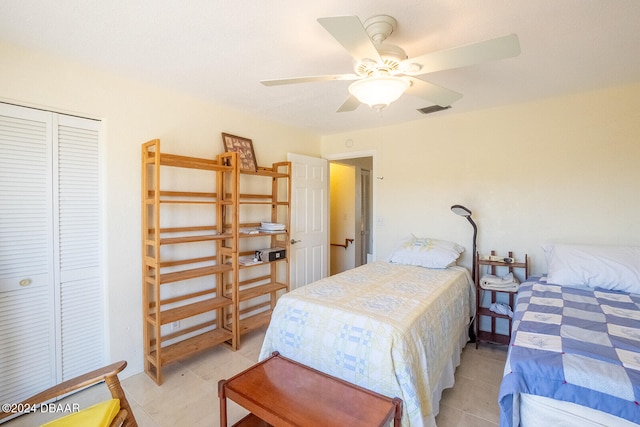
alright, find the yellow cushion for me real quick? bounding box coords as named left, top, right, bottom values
left=41, top=398, right=120, bottom=427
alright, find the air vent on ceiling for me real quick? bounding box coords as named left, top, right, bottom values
left=417, top=105, right=452, bottom=115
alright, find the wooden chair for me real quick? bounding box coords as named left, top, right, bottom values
left=0, top=361, right=137, bottom=427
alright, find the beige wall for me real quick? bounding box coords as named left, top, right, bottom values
left=0, top=42, right=321, bottom=375
left=321, top=83, right=640, bottom=276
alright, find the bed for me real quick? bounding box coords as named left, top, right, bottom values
left=259, top=242, right=474, bottom=427
left=499, top=243, right=640, bottom=427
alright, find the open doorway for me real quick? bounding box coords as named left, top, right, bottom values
left=329, top=156, right=373, bottom=275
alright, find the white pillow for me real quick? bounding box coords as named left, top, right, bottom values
left=387, top=235, right=465, bottom=269
left=544, top=243, right=640, bottom=293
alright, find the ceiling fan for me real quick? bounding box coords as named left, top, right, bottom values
left=261, top=15, right=520, bottom=113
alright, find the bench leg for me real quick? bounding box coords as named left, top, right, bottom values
left=218, top=380, right=228, bottom=427
left=392, top=397, right=403, bottom=427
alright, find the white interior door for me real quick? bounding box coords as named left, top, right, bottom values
left=287, top=153, right=328, bottom=289
left=360, top=168, right=372, bottom=265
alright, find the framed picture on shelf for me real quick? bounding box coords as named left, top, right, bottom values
left=221, top=132, right=258, bottom=171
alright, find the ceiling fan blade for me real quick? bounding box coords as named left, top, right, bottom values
left=401, top=34, right=520, bottom=75
left=406, top=78, right=463, bottom=107
left=261, top=74, right=359, bottom=86
left=317, top=16, right=382, bottom=63
left=336, top=95, right=361, bottom=112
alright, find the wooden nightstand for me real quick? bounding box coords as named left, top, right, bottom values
left=475, top=250, right=528, bottom=347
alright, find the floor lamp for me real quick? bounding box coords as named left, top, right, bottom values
left=450, top=204, right=477, bottom=282
left=451, top=204, right=477, bottom=343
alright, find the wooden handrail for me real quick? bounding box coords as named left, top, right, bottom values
left=331, top=238, right=354, bottom=249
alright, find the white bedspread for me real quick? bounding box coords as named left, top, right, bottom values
left=259, top=261, right=474, bottom=427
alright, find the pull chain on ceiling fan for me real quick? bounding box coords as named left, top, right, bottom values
left=261, top=15, right=521, bottom=113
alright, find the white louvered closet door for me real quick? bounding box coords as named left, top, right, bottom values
left=55, top=114, right=103, bottom=381
left=0, top=103, right=103, bottom=405
left=0, top=105, right=56, bottom=404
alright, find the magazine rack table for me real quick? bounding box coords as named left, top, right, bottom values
left=218, top=352, right=403, bottom=427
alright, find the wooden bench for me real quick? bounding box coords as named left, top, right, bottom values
left=218, top=352, right=402, bottom=426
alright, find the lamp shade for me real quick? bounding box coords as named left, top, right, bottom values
left=348, top=76, right=410, bottom=110
left=451, top=204, right=472, bottom=217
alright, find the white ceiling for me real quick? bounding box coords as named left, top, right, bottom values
left=1, top=1, right=639, bottom=135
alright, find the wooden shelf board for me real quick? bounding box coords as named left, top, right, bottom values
left=159, top=233, right=231, bottom=245
left=159, top=200, right=217, bottom=205
left=231, top=413, right=270, bottom=427
left=239, top=282, right=288, bottom=301
left=149, top=296, right=232, bottom=325
left=477, top=306, right=512, bottom=320
left=160, top=319, right=218, bottom=343
left=153, top=225, right=218, bottom=233
left=477, top=259, right=528, bottom=269
left=152, top=328, right=233, bottom=365
left=156, top=288, right=218, bottom=307
left=476, top=330, right=510, bottom=345
left=155, top=199, right=235, bottom=206
left=153, top=190, right=218, bottom=198
left=238, top=231, right=287, bottom=238
left=241, top=169, right=288, bottom=178
left=239, top=311, right=273, bottom=334
left=238, top=193, right=272, bottom=199
left=148, top=151, right=231, bottom=172
left=238, top=258, right=287, bottom=269
left=158, top=256, right=218, bottom=269
left=147, top=256, right=227, bottom=270
left=159, top=264, right=232, bottom=284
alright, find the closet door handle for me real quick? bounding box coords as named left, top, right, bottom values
left=290, top=239, right=301, bottom=245
left=19, top=278, right=32, bottom=287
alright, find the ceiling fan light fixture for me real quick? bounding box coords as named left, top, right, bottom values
left=348, top=76, right=410, bottom=110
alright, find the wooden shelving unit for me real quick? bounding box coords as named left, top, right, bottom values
left=233, top=163, right=291, bottom=341
left=142, top=140, right=291, bottom=384
left=141, top=139, right=239, bottom=384
left=475, top=250, right=528, bottom=347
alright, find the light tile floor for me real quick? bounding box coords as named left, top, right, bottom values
left=436, top=342, right=509, bottom=427
left=5, top=329, right=508, bottom=427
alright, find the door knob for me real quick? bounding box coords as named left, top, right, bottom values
left=290, top=239, right=301, bottom=245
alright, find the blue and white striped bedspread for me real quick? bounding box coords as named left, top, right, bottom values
left=259, top=261, right=474, bottom=427
left=499, top=277, right=640, bottom=426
